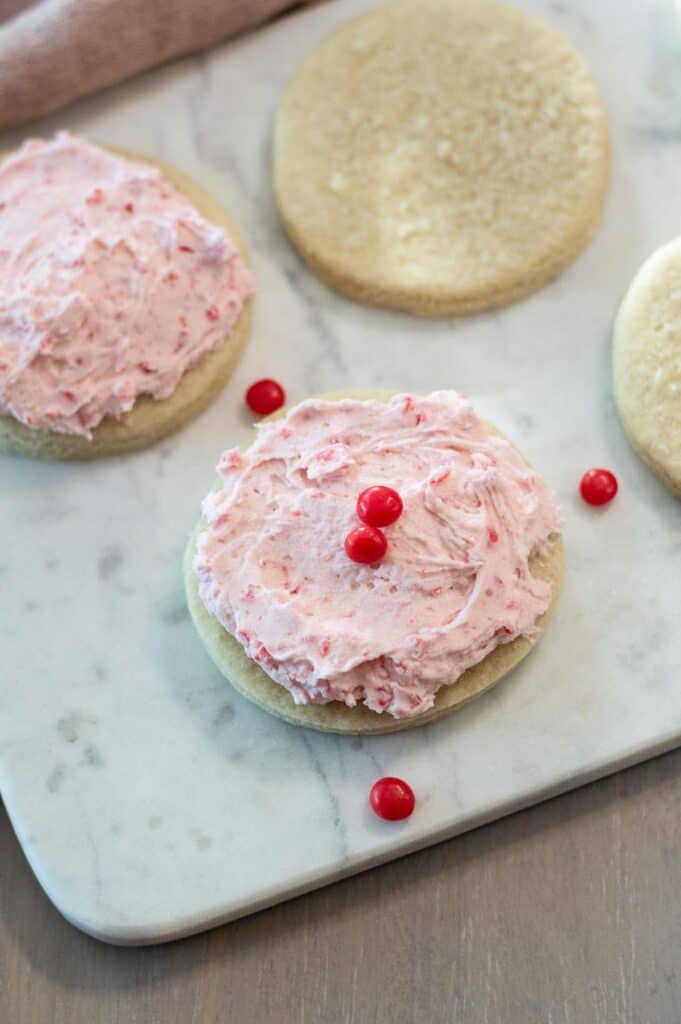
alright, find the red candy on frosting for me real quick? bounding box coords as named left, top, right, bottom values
left=345, top=485, right=402, bottom=565
left=357, top=485, right=403, bottom=528
left=344, top=525, right=388, bottom=564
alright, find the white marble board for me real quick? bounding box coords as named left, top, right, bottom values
left=1, top=0, right=680, bottom=945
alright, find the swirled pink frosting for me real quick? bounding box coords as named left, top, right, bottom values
left=0, top=132, right=253, bottom=436
left=195, top=392, right=562, bottom=719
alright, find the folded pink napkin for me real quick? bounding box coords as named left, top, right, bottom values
left=0, top=0, right=315, bottom=132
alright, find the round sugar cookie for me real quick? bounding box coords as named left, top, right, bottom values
left=0, top=151, right=252, bottom=461
left=273, top=0, right=609, bottom=316
left=183, top=390, right=564, bottom=736
left=613, top=238, right=681, bottom=497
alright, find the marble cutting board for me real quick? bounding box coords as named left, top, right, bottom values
left=1, top=0, right=680, bottom=945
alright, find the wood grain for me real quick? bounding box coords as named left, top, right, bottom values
left=2, top=750, right=681, bottom=1023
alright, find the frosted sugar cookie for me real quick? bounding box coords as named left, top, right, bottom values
left=185, top=391, right=564, bottom=735
left=613, top=238, right=681, bottom=497
left=273, top=0, right=609, bottom=316
left=0, top=133, right=253, bottom=459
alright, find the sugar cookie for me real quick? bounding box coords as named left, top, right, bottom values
left=0, top=134, right=253, bottom=460
left=185, top=390, right=564, bottom=735
left=274, top=0, right=609, bottom=316
left=613, top=238, right=681, bottom=497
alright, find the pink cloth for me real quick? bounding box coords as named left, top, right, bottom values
left=0, top=0, right=314, bottom=131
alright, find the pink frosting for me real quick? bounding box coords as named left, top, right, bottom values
left=195, top=392, right=562, bottom=719
left=0, top=132, right=253, bottom=436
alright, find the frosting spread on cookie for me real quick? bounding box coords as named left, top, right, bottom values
left=195, top=393, right=562, bottom=719
left=0, top=132, right=253, bottom=436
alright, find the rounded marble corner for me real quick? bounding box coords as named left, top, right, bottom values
left=29, top=879, right=216, bottom=947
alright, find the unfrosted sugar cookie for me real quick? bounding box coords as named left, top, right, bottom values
left=0, top=133, right=254, bottom=460
left=185, top=391, right=564, bottom=735
left=613, top=238, right=681, bottom=497
left=273, top=0, right=609, bottom=316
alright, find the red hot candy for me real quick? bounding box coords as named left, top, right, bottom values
left=344, top=525, right=387, bottom=564
left=246, top=378, right=286, bottom=416
left=356, top=486, right=403, bottom=528
left=580, top=468, right=618, bottom=506
left=370, top=777, right=415, bottom=821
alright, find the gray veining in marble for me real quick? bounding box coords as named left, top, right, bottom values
left=1, top=0, right=680, bottom=944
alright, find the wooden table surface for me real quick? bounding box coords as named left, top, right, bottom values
left=2, top=749, right=681, bottom=1024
